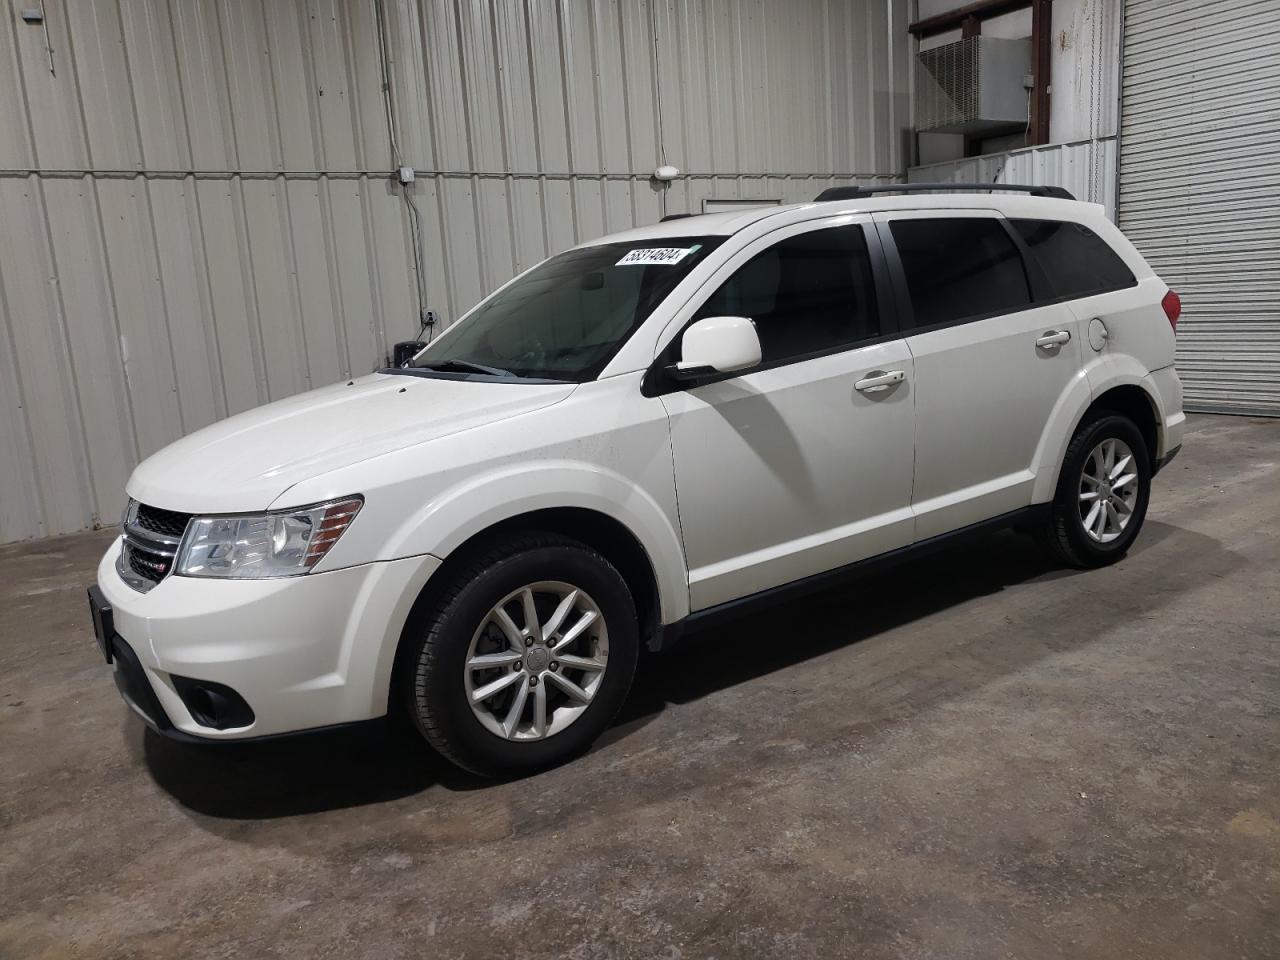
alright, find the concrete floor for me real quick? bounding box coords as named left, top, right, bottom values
left=1, top=414, right=1277, bottom=959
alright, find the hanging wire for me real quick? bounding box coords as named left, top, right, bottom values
left=374, top=0, right=434, bottom=345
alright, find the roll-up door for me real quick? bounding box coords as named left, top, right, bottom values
left=1119, top=0, right=1280, bottom=415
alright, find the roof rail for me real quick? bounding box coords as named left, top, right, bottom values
left=814, top=182, right=1075, bottom=202
left=659, top=212, right=696, bottom=222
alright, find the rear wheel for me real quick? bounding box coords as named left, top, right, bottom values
left=1043, top=412, right=1152, bottom=568
left=400, top=533, right=638, bottom=777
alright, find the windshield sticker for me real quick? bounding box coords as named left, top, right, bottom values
left=616, top=246, right=697, bottom=266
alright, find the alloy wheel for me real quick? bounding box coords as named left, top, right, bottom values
left=463, top=581, right=609, bottom=741
left=1078, top=437, right=1140, bottom=544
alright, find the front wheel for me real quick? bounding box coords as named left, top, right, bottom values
left=400, top=533, right=639, bottom=777
left=1043, top=412, right=1152, bottom=568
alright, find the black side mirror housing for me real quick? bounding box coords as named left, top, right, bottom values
left=662, top=362, right=716, bottom=384
left=392, top=341, right=426, bottom=367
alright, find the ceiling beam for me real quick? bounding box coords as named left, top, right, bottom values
left=908, top=0, right=1032, bottom=38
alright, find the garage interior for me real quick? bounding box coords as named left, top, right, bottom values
left=1, top=1, right=1277, bottom=957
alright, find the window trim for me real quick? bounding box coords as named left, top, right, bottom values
left=641, top=219, right=903, bottom=397
left=876, top=212, right=1048, bottom=336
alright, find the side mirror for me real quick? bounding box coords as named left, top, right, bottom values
left=667, top=316, right=762, bottom=382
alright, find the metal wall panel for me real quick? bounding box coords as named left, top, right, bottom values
left=1119, top=0, right=1280, bottom=415
left=907, top=137, right=1118, bottom=220
left=0, top=0, right=910, bottom=543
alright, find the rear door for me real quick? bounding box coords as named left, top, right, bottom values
left=875, top=210, right=1084, bottom=540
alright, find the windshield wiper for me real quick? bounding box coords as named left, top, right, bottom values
left=415, top=358, right=514, bottom=377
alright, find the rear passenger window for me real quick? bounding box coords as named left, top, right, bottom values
left=890, top=218, right=1032, bottom=328
left=693, top=225, right=880, bottom=364
left=1011, top=219, right=1136, bottom=300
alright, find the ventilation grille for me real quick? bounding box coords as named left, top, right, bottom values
left=133, top=503, right=192, bottom=541
left=915, top=37, right=1030, bottom=136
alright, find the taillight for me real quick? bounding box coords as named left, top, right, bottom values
left=1161, top=289, right=1181, bottom=330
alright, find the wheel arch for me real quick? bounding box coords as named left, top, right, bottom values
left=1086, top=384, right=1160, bottom=469
left=1032, top=369, right=1164, bottom=503
left=388, top=505, right=669, bottom=716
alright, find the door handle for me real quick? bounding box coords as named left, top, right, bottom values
left=854, top=369, right=906, bottom=393
left=1036, top=330, right=1072, bottom=348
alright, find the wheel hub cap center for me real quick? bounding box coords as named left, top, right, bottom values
left=525, top=646, right=550, bottom=673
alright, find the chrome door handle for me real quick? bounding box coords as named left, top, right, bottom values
left=1036, top=330, right=1072, bottom=348
left=854, top=369, right=906, bottom=393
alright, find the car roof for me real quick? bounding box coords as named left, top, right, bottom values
left=588, top=193, right=1105, bottom=246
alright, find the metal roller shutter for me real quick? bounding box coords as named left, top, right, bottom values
left=1119, top=0, right=1280, bottom=415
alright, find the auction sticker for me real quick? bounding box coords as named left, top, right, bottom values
left=616, top=246, right=697, bottom=266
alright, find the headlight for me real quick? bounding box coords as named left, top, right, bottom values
left=176, top=496, right=363, bottom=579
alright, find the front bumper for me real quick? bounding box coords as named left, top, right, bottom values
left=94, top=537, right=440, bottom=740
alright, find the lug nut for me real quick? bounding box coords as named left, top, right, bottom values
left=550, top=661, right=560, bottom=672
left=529, top=676, right=539, bottom=687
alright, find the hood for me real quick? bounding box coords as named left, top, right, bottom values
left=126, top=373, right=576, bottom=512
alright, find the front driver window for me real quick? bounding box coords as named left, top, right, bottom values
left=692, top=224, right=881, bottom=364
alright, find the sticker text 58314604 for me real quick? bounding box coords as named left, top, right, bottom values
left=616, top=247, right=696, bottom=266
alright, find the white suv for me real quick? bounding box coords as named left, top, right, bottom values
left=89, top=185, right=1185, bottom=776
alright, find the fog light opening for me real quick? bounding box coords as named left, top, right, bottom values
left=171, top=676, right=255, bottom=731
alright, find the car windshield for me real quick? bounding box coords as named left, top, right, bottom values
left=408, top=237, right=724, bottom=382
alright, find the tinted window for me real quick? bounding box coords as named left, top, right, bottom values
left=1011, top=219, right=1136, bottom=300
left=693, top=225, right=880, bottom=364
left=890, top=218, right=1032, bottom=328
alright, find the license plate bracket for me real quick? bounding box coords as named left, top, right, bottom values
left=87, top=585, right=114, bottom=664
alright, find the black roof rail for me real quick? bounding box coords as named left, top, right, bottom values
left=814, top=182, right=1075, bottom=202
left=660, top=212, right=696, bottom=222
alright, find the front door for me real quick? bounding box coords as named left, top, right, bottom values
left=657, top=217, right=916, bottom=611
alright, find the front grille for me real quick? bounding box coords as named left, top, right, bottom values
left=126, top=543, right=174, bottom=583
left=134, top=503, right=192, bottom=540
left=119, top=499, right=191, bottom=592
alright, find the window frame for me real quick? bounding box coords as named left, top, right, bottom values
left=642, top=216, right=903, bottom=397
left=1008, top=217, right=1139, bottom=306
left=875, top=210, right=1053, bottom=336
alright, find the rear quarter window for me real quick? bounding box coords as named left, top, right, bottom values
left=1011, top=219, right=1136, bottom=301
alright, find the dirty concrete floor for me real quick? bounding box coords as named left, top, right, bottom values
left=1, top=414, right=1277, bottom=959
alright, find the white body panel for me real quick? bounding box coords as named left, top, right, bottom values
left=128, top=374, right=575, bottom=513
left=664, top=341, right=915, bottom=610
left=97, top=191, right=1184, bottom=741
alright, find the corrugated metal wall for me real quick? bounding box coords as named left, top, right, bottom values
left=907, top=137, right=1118, bottom=219
left=0, top=0, right=911, bottom=543
left=1118, top=0, right=1280, bottom=416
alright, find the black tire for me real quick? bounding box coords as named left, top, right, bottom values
left=399, top=532, right=639, bottom=777
left=1043, top=412, right=1152, bottom=568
